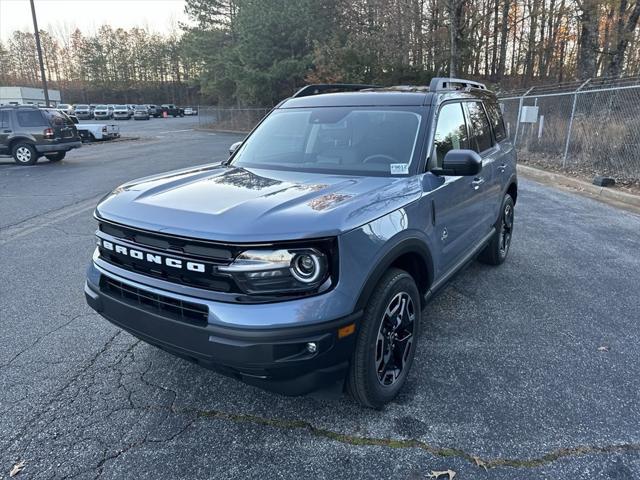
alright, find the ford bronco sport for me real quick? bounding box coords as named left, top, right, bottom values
left=0, top=106, right=81, bottom=165
left=85, top=78, right=517, bottom=408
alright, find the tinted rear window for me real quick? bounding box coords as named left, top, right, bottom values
left=485, top=101, right=507, bottom=141
left=17, top=110, right=47, bottom=127
left=466, top=102, right=493, bottom=153
left=42, top=109, right=73, bottom=126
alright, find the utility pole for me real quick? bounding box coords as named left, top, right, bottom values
left=30, top=0, right=50, bottom=107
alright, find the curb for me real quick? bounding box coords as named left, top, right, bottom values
left=517, top=164, right=640, bottom=211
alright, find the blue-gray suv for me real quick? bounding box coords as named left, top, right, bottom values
left=85, top=78, right=517, bottom=408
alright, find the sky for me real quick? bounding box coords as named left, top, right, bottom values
left=0, top=0, right=190, bottom=42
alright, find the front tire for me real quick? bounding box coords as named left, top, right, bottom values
left=478, top=194, right=515, bottom=266
left=347, top=268, right=420, bottom=409
left=45, top=152, right=66, bottom=162
left=12, top=143, right=38, bottom=165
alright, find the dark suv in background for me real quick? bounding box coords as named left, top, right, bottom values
left=0, top=106, right=81, bottom=165
left=86, top=78, right=517, bottom=407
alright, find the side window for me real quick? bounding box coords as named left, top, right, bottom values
left=0, top=110, right=9, bottom=128
left=432, top=103, right=468, bottom=168
left=465, top=102, right=493, bottom=153
left=485, top=101, right=507, bottom=142
left=16, top=110, right=47, bottom=127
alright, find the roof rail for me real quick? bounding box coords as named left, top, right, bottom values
left=429, top=77, right=487, bottom=92
left=292, top=83, right=380, bottom=98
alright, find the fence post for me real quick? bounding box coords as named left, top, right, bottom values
left=513, top=87, right=534, bottom=148
left=562, top=79, right=591, bottom=168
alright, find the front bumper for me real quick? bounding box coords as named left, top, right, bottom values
left=85, top=267, right=360, bottom=395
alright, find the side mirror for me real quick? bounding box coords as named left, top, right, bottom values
left=229, top=141, right=242, bottom=156
left=432, top=149, right=482, bottom=176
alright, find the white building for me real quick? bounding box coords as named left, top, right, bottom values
left=0, top=86, right=62, bottom=107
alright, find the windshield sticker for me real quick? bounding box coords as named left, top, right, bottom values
left=390, top=163, right=409, bottom=175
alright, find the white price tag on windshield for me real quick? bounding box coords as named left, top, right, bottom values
left=390, top=163, right=409, bottom=175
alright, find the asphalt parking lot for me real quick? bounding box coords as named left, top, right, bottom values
left=1, top=117, right=639, bottom=479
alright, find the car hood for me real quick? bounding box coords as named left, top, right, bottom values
left=96, top=164, right=422, bottom=242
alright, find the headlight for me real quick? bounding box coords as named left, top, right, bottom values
left=218, top=247, right=330, bottom=295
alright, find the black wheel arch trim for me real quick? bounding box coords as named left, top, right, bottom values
left=9, top=137, right=36, bottom=149
left=354, top=234, right=435, bottom=312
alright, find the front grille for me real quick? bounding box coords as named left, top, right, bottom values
left=99, top=221, right=234, bottom=261
left=98, top=220, right=239, bottom=292
left=100, top=276, right=208, bottom=326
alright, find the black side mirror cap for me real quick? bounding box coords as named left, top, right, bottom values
left=432, top=149, right=482, bottom=176
left=229, top=141, right=242, bottom=156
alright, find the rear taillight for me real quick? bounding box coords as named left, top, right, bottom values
left=43, top=128, right=54, bottom=139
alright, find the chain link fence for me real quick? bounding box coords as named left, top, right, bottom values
left=198, top=106, right=270, bottom=133
left=499, top=77, right=640, bottom=185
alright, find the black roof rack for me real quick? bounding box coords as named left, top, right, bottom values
left=429, top=77, right=487, bottom=91
left=292, top=84, right=380, bottom=98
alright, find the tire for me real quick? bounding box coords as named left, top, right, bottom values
left=45, top=151, right=66, bottom=162
left=12, top=143, right=38, bottom=165
left=478, top=194, right=515, bottom=266
left=346, top=268, right=420, bottom=409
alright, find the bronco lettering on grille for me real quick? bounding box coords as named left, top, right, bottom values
left=101, top=239, right=206, bottom=272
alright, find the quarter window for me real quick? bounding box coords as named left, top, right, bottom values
left=16, top=110, right=47, bottom=127
left=485, top=101, right=507, bottom=141
left=466, top=102, right=493, bottom=153
left=0, top=110, right=9, bottom=128
left=432, top=103, right=468, bottom=168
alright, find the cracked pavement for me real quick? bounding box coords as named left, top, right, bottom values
left=1, top=117, right=639, bottom=479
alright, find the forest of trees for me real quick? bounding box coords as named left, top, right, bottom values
left=1, top=0, right=640, bottom=106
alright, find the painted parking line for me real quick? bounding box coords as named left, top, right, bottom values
left=157, top=129, right=193, bottom=134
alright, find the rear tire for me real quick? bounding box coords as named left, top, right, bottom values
left=478, top=194, right=514, bottom=266
left=346, top=268, right=420, bottom=409
left=12, top=143, right=38, bottom=165
left=45, top=152, right=66, bottom=162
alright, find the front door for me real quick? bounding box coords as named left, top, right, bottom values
left=425, top=101, right=486, bottom=276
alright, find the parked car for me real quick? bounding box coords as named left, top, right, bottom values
left=160, top=104, right=184, bottom=117
left=147, top=105, right=161, bottom=117
left=0, top=105, right=81, bottom=165
left=85, top=78, right=517, bottom=407
left=57, top=103, right=74, bottom=115
left=184, top=106, right=198, bottom=116
left=94, top=105, right=113, bottom=120
left=77, top=122, right=120, bottom=142
left=75, top=104, right=93, bottom=120
left=133, top=105, right=150, bottom=120
left=113, top=105, right=132, bottom=120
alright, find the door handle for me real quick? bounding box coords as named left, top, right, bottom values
left=498, top=163, right=507, bottom=173
left=471, top=177, right=485, bottom=190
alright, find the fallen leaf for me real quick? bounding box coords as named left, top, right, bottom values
left=473, top=455, right=488, bottom=471
left=597, top=346, right=609, bottom=352
left=427, top=470, right=456, bottom=479
left=10, top=460, right=26, bottom=477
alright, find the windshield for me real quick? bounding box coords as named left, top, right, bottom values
left=76, top=105, right=89, bottom=109
left=58, top=104, right=69, bottom=108
left=135, top=106, right=147, bottom=110
left=232, top=107, right=424, bottom=176
left=96, top=105, right=108, bottom=110
left=115, top=105, right=127, bottom=109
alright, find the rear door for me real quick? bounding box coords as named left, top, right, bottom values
left=463, top=101, right=500, bottom=232
left=484, top=100, right=514, bottom=219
